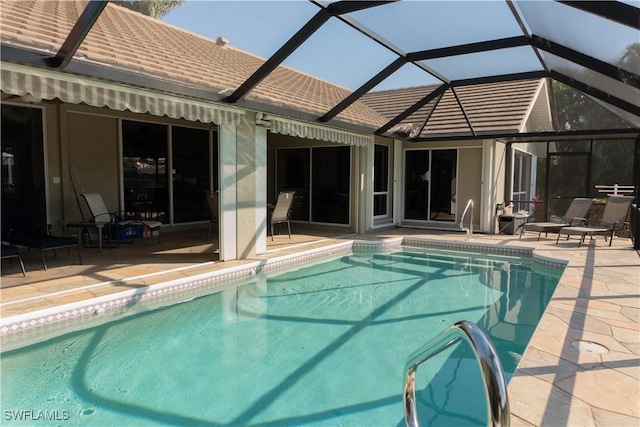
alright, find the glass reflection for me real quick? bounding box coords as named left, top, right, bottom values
left=348, top=1, right=521, bottom=52
left=122, top=121, right=168, bottom=223
left=422, top=46, right=542, bottom=81
left=172, top=126, right=212, bottom=224
left=551, top=81, right=633, bottom=131
left=282, top=16, right=397, bottom=90
left=516, top=0, right=640, bottom=74
left=543, top=52, right=640, bottom=108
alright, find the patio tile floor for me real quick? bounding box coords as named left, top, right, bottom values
left=1, top=224, right=638, bottom=426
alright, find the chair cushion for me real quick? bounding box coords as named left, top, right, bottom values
left=12, top=235, right=78, bottom=250
left=1, top=244, right=20, bottom=257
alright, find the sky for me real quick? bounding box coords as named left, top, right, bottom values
left=161, top=1, right=638, bottom=92
left=160, top=0, right=510, bottom=91
left=161, top=0, right=420, bottom=90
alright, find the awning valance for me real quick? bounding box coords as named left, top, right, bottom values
left=1, top=63, right=244, bottom=126
left=268, top=116, right=372, bottom=147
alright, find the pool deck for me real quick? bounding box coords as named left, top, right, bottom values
left=1, top=225, right=639, bottom=426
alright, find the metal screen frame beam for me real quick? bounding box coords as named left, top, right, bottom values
left=557, top=0, right=640, bottom=30
left=408, top=128, right=639, bottom=143
left=376, top=84, right=449, bottom=135
left=551, top=71, right=640, bottom=117
left=222, top=9, right=331, bottom=104
left=450, top=70, right=547, bottom=87
left=224, top=1, right=394, bottom=104
left=531, top=35, right=640, bottom=89
left=452, top=88, right=476, bottom=136
left=47, top=1, right=108, bottom=68
left=407, top=36, right=529, bottom=61
left=319, top=57, right=406, bottom=122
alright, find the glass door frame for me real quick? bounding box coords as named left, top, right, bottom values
left=119, top=118, right=218, bottom=227
left=373, top=143, right=391, bottom=220
left=274, top=144, right=352, bottom=226
left=402, top=147, right=459, bottom=224
left=1, top=102, right=48, bottom=225
left=512, top=148, right=536, bottom=214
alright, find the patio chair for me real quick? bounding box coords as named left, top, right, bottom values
left=205, top=191, right=219, bottom=240
left=81, top=193, right=135, bottom=248
left=1, top=243, right=26, bottom=277
left=270, top=191, right=295, bottom=241
left=556, top=195, right=634, bottom=247
left=81, top=193, right=162, bottom=247
left=1, top=198, right=81, bottom=270
left=520, top=198, right=594, bottom=240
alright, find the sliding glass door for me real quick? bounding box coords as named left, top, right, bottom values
left=404, top=149, right=457, bottom=222
left=172, top=126, right=212, bottom=224
left=122, top=120, right=217, bottom=225
left=405, top=150, right=430, bottom=220
left=122, top=121, right=169, bottom=223
left=276, top=148, right=310, bottom=221
left=276, top=145, right=351, bottom=225
left=1, top=104, right=46, bottom=225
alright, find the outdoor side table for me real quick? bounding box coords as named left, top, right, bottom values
left=498, top=214, right=530, bottom=235
left=66, top=221, right=112, bottom=253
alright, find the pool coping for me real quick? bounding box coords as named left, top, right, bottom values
left=0, top=237, right=564, bottom=347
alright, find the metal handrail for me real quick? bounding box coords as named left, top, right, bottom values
left=459, top=199, right=474, bottom=240
left=403, top=320, right=510, bottom=427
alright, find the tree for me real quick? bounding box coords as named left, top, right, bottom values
left=113, top=0, right=185, bottom=19
left=552, top=42, right=639, bottom=132
left=552, top=81, right=630, bottom=132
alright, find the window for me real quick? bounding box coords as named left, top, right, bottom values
left=373, top=144, right=389, bottom=217
left=513, top=151, right=533, bottom=213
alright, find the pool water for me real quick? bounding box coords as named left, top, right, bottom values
left=1, top=248, right=561, bottom=426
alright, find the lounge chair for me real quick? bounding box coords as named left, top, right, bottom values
left=205, top=191, right=219, bottom=240
left=81, top=193, right=161, bottom=247
left=520, top=198, right=594, bottom=240
left=2, top=198, right=81, bottom=270
left=270, top=191, right=295, bottom=241
left=1, top=243, right=26, bottom=277
left=556, top=195, right=634, bottom=247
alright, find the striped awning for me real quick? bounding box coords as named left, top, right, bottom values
left=268, top=116, right=372, bottom=147
left=1, top=63, right=244, bottom=126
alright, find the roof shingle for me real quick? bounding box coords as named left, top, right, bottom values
left=361, top=80, right=543, bottom=138
left=1, top=0, right=545, bottom=137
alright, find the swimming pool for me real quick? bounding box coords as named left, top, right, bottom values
left=1, top=246, right=561, bottom=426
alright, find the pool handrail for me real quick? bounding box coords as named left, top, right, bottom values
left=403, top=320, right=510, bottom=427
left=460, top=199, right=474, bottom=240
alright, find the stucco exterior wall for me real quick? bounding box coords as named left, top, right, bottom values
left=457, top=147, right=482, bottom=226
left=64, top=109, right=120, bottom=223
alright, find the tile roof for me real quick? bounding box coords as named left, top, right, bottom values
left=0, top=0, right=388, bottom=130
left=0, top=0, right=545, bottom=137
left=361, top=79, right=544, bottom=138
